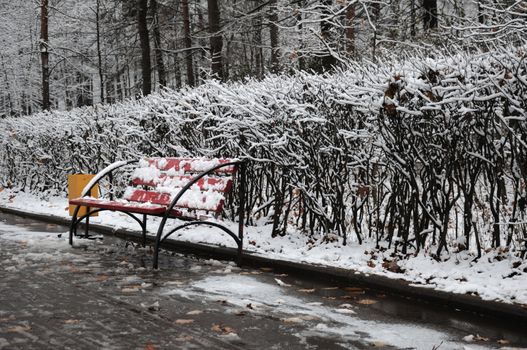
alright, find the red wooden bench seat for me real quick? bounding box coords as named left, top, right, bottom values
left=68, top=157, right=246, bottom=269
left=69, top=197, right=183, bottom=216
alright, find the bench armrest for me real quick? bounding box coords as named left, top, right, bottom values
left=80, top=160, right=139, bottom=197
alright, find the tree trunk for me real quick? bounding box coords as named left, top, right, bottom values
left=423, top=0, right=438, bottom=30
left=40, top=0, right=50, bottom=110
left=297, top=0, right=305, bottom=70
left=345, top=2, right=355, bottom=55
left=207, top=0, right=223, bottom=80
left=478, top=1, right=485, bottom=24
left=320, top=0, right=336, bottom=71
left=96, top=0, right=104, bottom=103
left=181, top=0, right=195, bottom=86
left=269, top=0, right=279, bottom=72
left=137, top=0, right=152, bottom=95
left=150, top=0, right=167, bottom=87
left=410, top=0, right=416, bottom=37
left=371, top=1, right=380, bottom=61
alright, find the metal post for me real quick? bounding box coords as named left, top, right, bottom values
left=85, top=211, right=90, bottom=237
left=84, top=188, right=91, bottom=238
left=142, top=214, right=147, bottom=247
left=237, top=162, right=246, bottom=265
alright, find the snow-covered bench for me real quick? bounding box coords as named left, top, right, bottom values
left=68, top=157, right=246, bottom=268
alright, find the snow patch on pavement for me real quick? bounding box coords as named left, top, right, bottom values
left=183, top=275, right=494, bottom=350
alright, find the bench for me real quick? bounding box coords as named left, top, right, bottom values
left=68, top=157, right=246, bottom=268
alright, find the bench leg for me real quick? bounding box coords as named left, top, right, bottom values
left=69, top=205, right=81, bottom=245
left=84, top=214, right=90, bottom=238
left=152, top=216, right=169, bottom=269
left=142, top=214, right=147, bottom=247
left=236, top=240, right=243, bottom=266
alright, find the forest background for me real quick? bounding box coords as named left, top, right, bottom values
left=1, top=0, right=523, bottom=114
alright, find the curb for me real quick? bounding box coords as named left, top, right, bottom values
left=1, top=205, right=526, bottom=326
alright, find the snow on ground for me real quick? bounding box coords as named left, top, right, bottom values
left=173, top=274, right=493, bottom=350
left=0, top=188, right=526, bottom=306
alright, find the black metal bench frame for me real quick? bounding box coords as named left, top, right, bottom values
left=68, top=159, right=246, bottom=269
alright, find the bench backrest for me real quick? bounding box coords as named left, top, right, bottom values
left=123, top=158, right=238, bottom=214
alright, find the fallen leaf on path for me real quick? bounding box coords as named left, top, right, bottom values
left=211, top=324, right=235, bottom=334
left=144, top=343, right=156, bottom=350
left=357, top=299, right=377, bottom=305
left=96, top=275, right=109, bottom=282
left=497, top=339, right=510, bottom=345
left=6, top=324, right=31, bottom=333
left=175, top=319, right=194, bottom=325
left=64, top=319, right=81, bottom=324
left=260, top=267, right=273, bottom=272
left=345, top=287, right=365, bottom=294
left=0, top=315, right=15, bottom=323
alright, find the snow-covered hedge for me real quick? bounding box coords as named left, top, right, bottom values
left=1, top=46, right=526, bottom=258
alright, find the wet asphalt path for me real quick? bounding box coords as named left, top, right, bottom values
left=0, top=212, right=526, bottom=350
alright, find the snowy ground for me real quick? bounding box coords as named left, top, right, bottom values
left=0, top=188, right=526, bottom=307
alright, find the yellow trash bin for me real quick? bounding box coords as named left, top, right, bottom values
left=68, top=174, right=99, bottom=217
